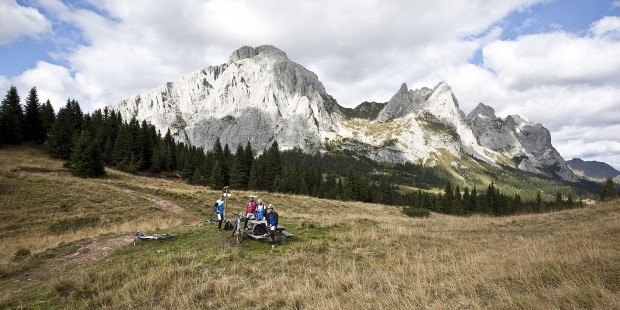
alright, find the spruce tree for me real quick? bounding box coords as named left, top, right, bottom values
left=248, top=162, right=259, bottom=189
left=601, top=178, right=618, bottom=201
left=263, top=141, right=282, bottom=191
left=24, top=87, right=44, bottom=143
left=230, top=144, right=248, bottom=189
left=40, top=99, right=55, bottom=139
left=112, top=124, right=132, bottom=168
left=222, top=144, right=232, bottom=186
left=244, top=141, right=254, bottom=184
left=47, top=99, right=83, bottom=160
left=163, top=129, right=175, bottom=170
left=70, top=131, right=105, bottom=178
left=0, top=86, right=24, bottom=144
left=534, top=191, right=543, bottom=212
left=181, top=157, right=197, bottom=181
left=139, top=120, right=154, bottom=170
left=151, top=140, right=163, bottom=173
left=191, top=162, right=208, bottom=185
left=209, top=160, right=225, bottom=189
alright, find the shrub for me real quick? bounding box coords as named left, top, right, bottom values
left=12, top=248, right=31, bottom=261
left=403, top=207, right=431, bottom=218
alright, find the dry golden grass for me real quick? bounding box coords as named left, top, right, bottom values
left=1, top=145, right=619, bottom=309
left=0, top=146, right=198, bottom=266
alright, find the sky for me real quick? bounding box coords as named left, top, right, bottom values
left=2, top=0, right=620, bottom=170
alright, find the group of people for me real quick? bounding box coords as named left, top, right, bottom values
left=214, top=194, right=279, bottom=244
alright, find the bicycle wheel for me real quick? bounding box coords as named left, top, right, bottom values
left=231, top=222, right=238, bottom=237
left=235, top=227, right=242, bottom=243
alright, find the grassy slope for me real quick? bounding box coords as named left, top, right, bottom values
left=1, top=145, right=619, bottom=309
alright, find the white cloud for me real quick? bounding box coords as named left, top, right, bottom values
left=440, top=15, right=620, bottom=169
left=0, top=0, right=51, bottom=44
left=0, top=75, right=10, bottom=93
left=13, top=61, right=84, bottom=111
left=482, top=32, right=620, bottom=89
left=23, top=0, right=546, bottom=108
left=555, top=138, right=620, bottom=169
left=591, top=16, right=620, bottom=39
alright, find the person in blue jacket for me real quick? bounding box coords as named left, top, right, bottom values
left=267, top=205, right=279, bottom=246
left=215, top=195, right=224, bottom=233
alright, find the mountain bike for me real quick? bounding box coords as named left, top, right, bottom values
left=231, top=213, right=246, bottom=244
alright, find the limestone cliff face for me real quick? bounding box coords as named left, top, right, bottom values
left=111, top=45, right=577, bottom=182
left=112, top=45, right=337, bottom=153
left=466, top=103, right=577, bottom=182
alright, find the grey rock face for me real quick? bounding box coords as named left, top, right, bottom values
left=466, top=103, right=518, bottom=152
left=111, top=45, right=577, bottom=183
left=111, top=44, right=334, bottom=153
left=566, top=158, right=620, bottom=179
left=375, top=83, right=431, bottom=122
left=466, top=105, right=577, bottom=182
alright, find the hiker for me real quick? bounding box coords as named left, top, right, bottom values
left=244, top=195, right=257, bottom=230
left=267, top=204, right=279, bottom=247
left=256, top=199, right=266, bottom=221
left=215, top=195, right=224, bottom=233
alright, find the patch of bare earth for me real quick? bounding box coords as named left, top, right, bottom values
left=145, top=194, right=193, bottom=218
left=60, top=193, right=190, bottom=266
left=63, top=235, right=136, bottom=265
left=5, top=194, right=190, bottom=297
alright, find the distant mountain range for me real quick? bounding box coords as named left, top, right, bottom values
left=566, top=158, right=620, bottom=180
left=111, top=45, right=577, bottom=183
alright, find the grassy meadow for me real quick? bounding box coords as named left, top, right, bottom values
left=1, top=145, right=619, bottom=309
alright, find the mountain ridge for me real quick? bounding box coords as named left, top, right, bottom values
left=567, top=158, right=620, bottom=180
left=110, top=45, right=577, bottom=183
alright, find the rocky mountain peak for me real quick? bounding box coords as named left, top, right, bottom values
left=228, top=45, right=287, bottom=64
left=375, top=83, right=415, bottom=122
left=111, top=45, right=578, bottom=183
left=467, top=103, right=497, bottom=120
left=426, top=80, right=460, bottom=109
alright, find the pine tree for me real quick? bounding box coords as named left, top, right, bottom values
left=462, top=187, right=472, bottom=214
left=139, top=120, right=154, bottom=170
left=263, top=141, right=282, bottom=191
left=191, top=162, right=208, bottom=185
left=181, top=157, right=196, bottom=181
left=230, top=144, right=248, bottom=189
left=70, top=131, right=105, bottom=178
left=244, top=141, right=254, bottom=184
left=163, top=129, right=176, bottom=169
left=40, top=99, right=55, bottom=140
left=0, top=86, right=24, bottom=144
left=222, top=144, right=232, bottom=186
left=24, top=87, right=44, bottom=143
left=248, top=162, right=259, bottom=189
left=601, top=178, right=618, bottom=201
left=555, top=192, right=563, bottom=206
left=442, top=181, right=454, bottom=213
left=534, top=191, right=543, bottom=212
left=209, top=160, right=225, bottom=189
left=47, top=99, right=83, bottom=160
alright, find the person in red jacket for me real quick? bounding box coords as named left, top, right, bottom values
left=243, top=195, right=257, bottom=230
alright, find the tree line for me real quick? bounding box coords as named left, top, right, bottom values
left=2, top=85, right=613, bottom=216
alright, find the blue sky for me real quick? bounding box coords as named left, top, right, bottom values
left=1, top=0, right=620, bottom=169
